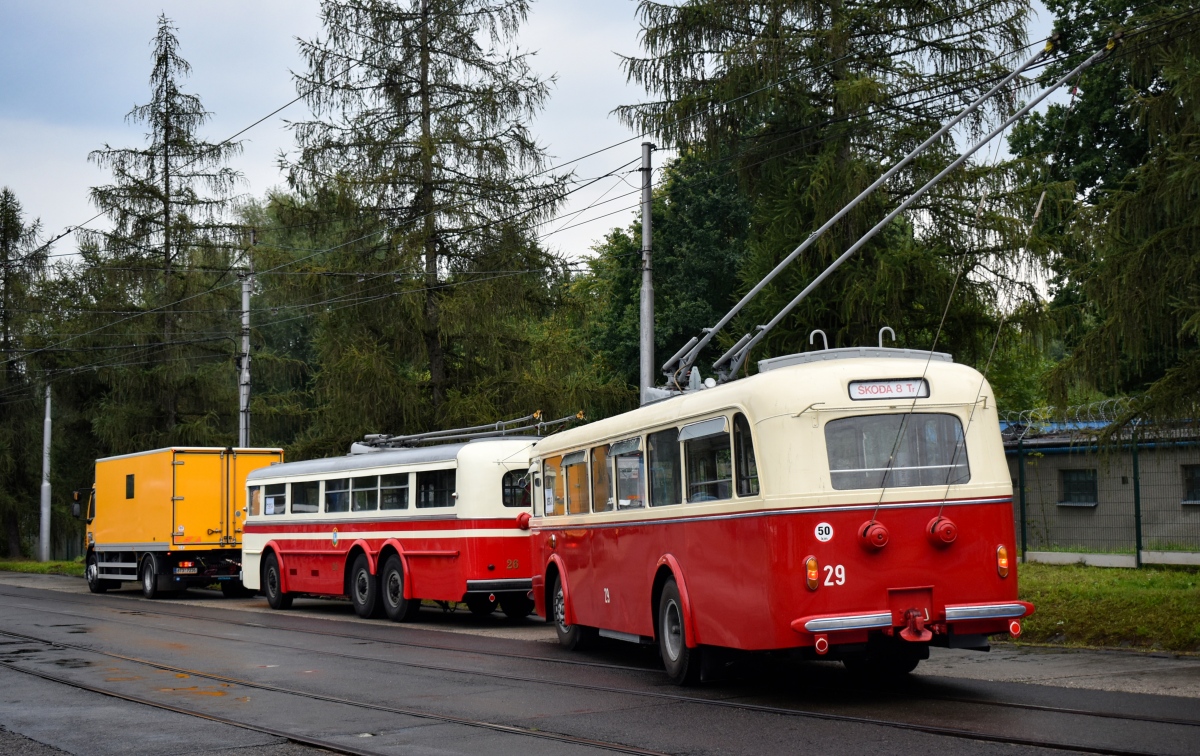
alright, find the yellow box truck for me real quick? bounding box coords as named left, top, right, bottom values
left=77, top=447, right=282, bottom=598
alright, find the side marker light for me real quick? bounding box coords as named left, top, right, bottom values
left=997, top=545, right=1010, bottom=578
left=805, top=556, right=819, bottom=591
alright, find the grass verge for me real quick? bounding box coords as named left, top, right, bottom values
left=1016, top=562, right=1200, bottom=653
left=0, top=559, right=85, bottom=578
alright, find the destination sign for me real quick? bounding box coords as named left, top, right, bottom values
left=849, top=378, right=929, bottom=400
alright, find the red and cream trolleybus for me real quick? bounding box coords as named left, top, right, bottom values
left=242, top=437, right=536, bottom=621
left=530, top=347, right=1032, bottom=683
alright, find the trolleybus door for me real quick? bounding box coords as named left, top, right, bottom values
left=172, top=449, right=226, bottom=547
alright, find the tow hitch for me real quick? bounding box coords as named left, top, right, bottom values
left=899, top=607, right=933, bottom=642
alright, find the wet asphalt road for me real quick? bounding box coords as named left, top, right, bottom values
left=0, top=573, right=1198, bottom=756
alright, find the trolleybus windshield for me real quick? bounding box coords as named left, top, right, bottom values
left=825, top=412, right=969, bottom=490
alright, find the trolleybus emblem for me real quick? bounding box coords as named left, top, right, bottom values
left=331, top=527, right=339, bottom=547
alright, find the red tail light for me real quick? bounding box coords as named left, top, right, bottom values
left=177, top=561, right=194, bottom=568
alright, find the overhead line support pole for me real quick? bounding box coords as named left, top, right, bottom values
left=639, top=141, right=656, bottom=405
left=239, top=247, right=254, bottom=448
left=39, top=384, right=51, bottom=562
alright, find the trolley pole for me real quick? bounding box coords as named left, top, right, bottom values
left=39, top=384, right=51, bottom=562
left=639, top=141, right=655, bottom=404
left=238, top=259, right=253, bottom=448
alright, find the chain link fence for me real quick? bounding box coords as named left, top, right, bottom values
left=1001, top=402, right=1200, bottom=567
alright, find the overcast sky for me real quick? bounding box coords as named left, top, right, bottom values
left=0, top=1, right=1054, bottom=263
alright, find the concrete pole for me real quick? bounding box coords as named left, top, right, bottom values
left=238, top=261, right=253, bottom=448
left=639, top=141, right=655, bottom=404
left=39, top=384, right=51, bottom=562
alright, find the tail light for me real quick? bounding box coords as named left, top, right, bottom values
left=996, top=545, right=1010, bottom=578
left=178, top=561, right=194, bottom=568
left=805, top=556, right=819, bottom=591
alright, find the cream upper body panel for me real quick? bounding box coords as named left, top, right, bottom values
left=532, top=355, right=1008, bottom=521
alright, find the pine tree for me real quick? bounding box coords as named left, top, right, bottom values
left=81, top=14, right=243, bottom=448
left=287, top=0, right=568, bottom=422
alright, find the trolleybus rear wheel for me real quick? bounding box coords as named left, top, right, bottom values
left=140, top=555, right=161, bottom=600
left=465, top=594, right=498, bottom=616
left=262, top=553, right=293, bottom=610
left=221, top=581, right=251, bottom=598
left=841, top=639, right=923, bottom=677
left=349, top=554, right=383, bottom=619
left=658, top=578, right=703, bottom=685
left=85, top=552, right=115, bottom=594
left=380, top=555, right=421, bottom=622
left=499, top=593, right=535, bottom=619
left=552, top=573, right=595, bottom=650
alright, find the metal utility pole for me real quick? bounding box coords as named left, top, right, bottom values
left=238, top=259, right=253, bottom=448
left=39, top=384, right=51, bottom=562
left=639, top=141, right=655, bottom=404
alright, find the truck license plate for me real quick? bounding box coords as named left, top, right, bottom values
left=173, top=568, right=198, bottom=575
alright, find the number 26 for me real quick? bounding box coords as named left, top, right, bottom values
left=823, top=564, right=846, bottom=586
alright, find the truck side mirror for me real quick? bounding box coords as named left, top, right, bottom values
left=72, top=491, right=82, bottom=519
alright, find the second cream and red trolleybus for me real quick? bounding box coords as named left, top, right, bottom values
left=242, top=437, right=536, bottom=620
left=529, top=347, right=1032, bottom=683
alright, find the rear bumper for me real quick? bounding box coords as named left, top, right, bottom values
left=465, top=578, right=533, bottom=593
left=793, top=601, right=1034, bottom=636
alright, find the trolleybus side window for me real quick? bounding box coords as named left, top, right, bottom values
left=591, top=445, right=613, bottom=512
left=325, top=478, right=350, bottom=513
left=291, top=480, right=319, bottom=514
left=681, top=417, right=732, bottom=503
left=502, top=470, right=530, bottom=507
left=352, top=476, right=379, bottom=512
left=563, top=451, right=589, bottom=515
left=381, top=473, right=409, bottom=510
left=611, top=438, right=645, bottom=510
left=248, top=486, right=262, bottom=516
left=417, top=469, right=456, bottom=508
left=542, top=456, right=563, bottom=515
left=263, top=484, right=287, bottom=515
left=648, top=427, right=683, bottom=507
left=825, top=412, right=970, bottom=490
left=734, top=413, right=760, bottom=496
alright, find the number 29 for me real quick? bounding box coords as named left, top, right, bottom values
left=823, top=564, right=846, bottom=586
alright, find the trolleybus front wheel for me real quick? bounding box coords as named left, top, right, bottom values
left=658, top=578, right=703, bottom=685
left=552, top=573, right=596, bottom=650
left=262, top=553, right=293, bottom=610
left=380, top=555, right=421, bottom=622
left=349, top=554, right=383, bottom=619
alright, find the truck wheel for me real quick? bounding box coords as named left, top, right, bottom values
left=499, top=593, right=534, bottom=619
left=349, top=554, right=382, bottom=619
left=85, top=552, right=115, bottom=594
left=380, top=555, right=420, bottom=622
left=658, top=578, right=703, bottom=685
left=552, top=573, right=595, bottom=650
left=262, top=552, right=293, bottom=610
left=140, top=555, right=160, bottom=600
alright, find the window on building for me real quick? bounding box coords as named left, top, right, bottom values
left=417, top=469, right=455, bottom=508
left=682, top=417, right=732, bottom=503
left=611, top=438, right=645, bottom=509
left=325, top=478, right=350, bottom=513
left=263, top=484, right=287, bottom=516
left=648, top=427, right=682, bottom=507
left=591, top=445, right=613, bottom=512
left=381, top=473, right=409, bottom=510
left=542, top=456, right=563, bottom=515
left=825, top=413, right=970, bottom=490
left=563, top=452, right=589, bottom=514
left=734, top=413, right=760, bottom=496
left=1060, top=469, right=1098, bottom=506
left=502, top=470, right=530, bottom=508
left=1182, top=465, right=1200, bottom=504
left=352, top=476, right=378, bottom=512
left=291, top=481, right=319, bottom=514
left=125, top=474, right=135, bottom=499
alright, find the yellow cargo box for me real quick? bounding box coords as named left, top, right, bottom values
left=81, top=447, right=282, bottom=598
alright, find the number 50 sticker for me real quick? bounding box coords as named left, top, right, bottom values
left=814, top=522, right=833, bottom=542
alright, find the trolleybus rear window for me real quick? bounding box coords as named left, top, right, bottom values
left=648, top=428, right=683, bottom=507
left=381, top=474, right=409, bottom=510
left=325, top=478, right=350, bottom=512
left=263, top=484, right=286, bottom=515
left=352, top=476, right=378, bottom=512
left=825, top=413, right=969, bottom=490
left=291, top=481, right=319, bottom=514
left=502, top=470, right=530, bottom=508
left=417, top=469, right=456, bottom=508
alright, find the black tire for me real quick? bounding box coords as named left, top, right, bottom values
left=499, top=593, right=535, bottom=620
left=658, top=579, right=703, bottom=685
left=262, top=552, right=293, bottom=610
left=221, top=580, right=250, bottom=598
left=85, top=552, right=115, bottom=594
left=140, top=555, right=160, bottom=600
left=465, top=594, right=498, bottom=616
left=380, top=555, right=421, bottom=622
left=349, top=554, right=382, bottom=619
left=841, top=643, right=923, bottom=677
left=551, top=573, right=595, bottom=650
